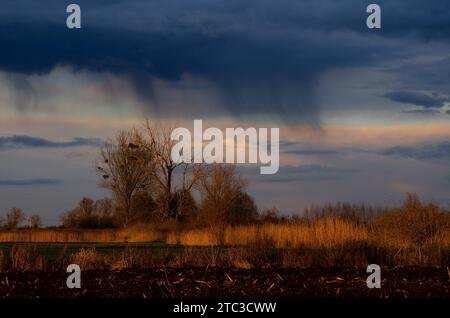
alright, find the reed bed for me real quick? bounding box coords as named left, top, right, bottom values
left=0, top=226, right=163, bottom=243
left=1, top=218, right=448, bottom=251
left=166, top=218, right=369, bottom=248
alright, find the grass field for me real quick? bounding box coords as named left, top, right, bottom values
left=0, top=226, right=163, bottom=243
left=0, top=215, right=448, bottom=298
left=0, top=242, right=182, bottom=261
left=1, top=201, right=449, bottom=271
left=0, top=241, right=448, bottom=272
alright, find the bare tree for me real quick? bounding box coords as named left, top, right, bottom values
left=28, top=215, right=42, bottom=229
left=6, top=207, right=25, bottom=229
left=198, top=164, right=245, bottom=244
left=97, top=130, right=154, bottom=227
left=143, top=121, right=204, bottom=221
left=96, top=122, right=203, bottom=226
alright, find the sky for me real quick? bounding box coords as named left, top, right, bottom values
left=1, top=0, right=450, bottom=224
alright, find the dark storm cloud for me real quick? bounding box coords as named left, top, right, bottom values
left=385, top=91, right=448, bottom=108
left=401, top=109, right=441, bottom=115
left=0, top=0, right=414, bottom=119
left=0, top=178, right=61, bottom=186
left=0, top=135, right=103, bottom=150
left=0, top=23, right=387, bottom=120
left=1, top=0, right=450, bottom=119
left=382, top=141, right=450, bottom=160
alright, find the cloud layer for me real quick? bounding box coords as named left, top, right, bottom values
left=1, top=0, right=450, bottom=121
left=0, top=178, right=61, bottom=186
left=382, top=141, right=450, bottom=160
left=0, top=135, right=103, bottom=150
left=243, top=164, right=357, bottom=183
left=385, top=91, right=449, bottom=108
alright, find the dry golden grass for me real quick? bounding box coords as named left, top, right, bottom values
left=70, top=248, right=107, bottom=270
left=1, top=213, right=448, bottom=252
left=10, top=245, right=46, bottom=271
left=118, top=224, right=165, bottom=242
left=0, top=225, right=163, bottom=243
left=167, top=229, right=215, bottom=246
left=3, top=197, right=450, bottom=271
left=167, top=218, right=369, bottom=248
left=0, top=229, right=117, bottom=243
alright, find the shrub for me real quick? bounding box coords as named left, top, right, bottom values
left=70, top=248, right=107, bottom=270
left=373, top=194, right=450, bottom=247
left=61, top=198, right=115, bottom=229
left=11, top=246, right=45, bottom=271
